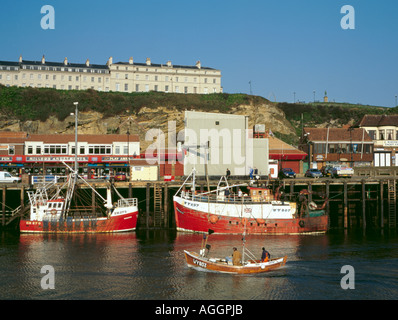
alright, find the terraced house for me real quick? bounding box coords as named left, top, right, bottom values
left=358, top=114, right=398, bottom=167
left=0, top=55, right=222, bottom=94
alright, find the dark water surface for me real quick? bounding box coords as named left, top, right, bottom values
left=0, top=229, right=397, bottom=300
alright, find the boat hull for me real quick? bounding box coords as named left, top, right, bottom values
left=19, top=210, right=138, bottom=233
left=184, top=250, right=287, bottom=274
left=174, top=197, right=329, bottom=235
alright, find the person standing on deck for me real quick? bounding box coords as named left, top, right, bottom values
left=232, top=247, right=242, bottom=266
left=226, top=168, right=231, bottom=179
left=261, top=247, right=270, bottom=262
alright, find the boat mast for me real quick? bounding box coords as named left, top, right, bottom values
left=242, top=219, right=247, bottom=262
left=182, top=142, right=210, bottom=193
left=63, top=101, right=79, bottom=218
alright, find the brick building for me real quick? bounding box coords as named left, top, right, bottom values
left=300, top=127, right=374, bottom=169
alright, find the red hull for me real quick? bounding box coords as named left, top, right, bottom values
left=19, top=211, right=138, bottom=233
left=174, top=201, right=328, bottom=235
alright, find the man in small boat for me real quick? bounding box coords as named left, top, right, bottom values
left=232, top=247, right=242, bottom=266
left=261, top=247, right=270, bottom=262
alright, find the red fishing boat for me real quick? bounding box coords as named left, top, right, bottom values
left=19, top=166, right=138, bottom=233
left=174, top=170, right=329, bottom=235
left=19, top=103, right=138, bottom=234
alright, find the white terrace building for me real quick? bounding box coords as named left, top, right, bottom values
left=0, top=55, right=222, bottom=94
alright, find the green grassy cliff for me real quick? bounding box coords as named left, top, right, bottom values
left=0, top=84, right=394, bottom=147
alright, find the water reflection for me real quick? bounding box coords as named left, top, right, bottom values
left=0, top=230, right=397, bottom=299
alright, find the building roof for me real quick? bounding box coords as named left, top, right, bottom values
left=25, top=134, right=140, bottom=143
left=0, top=132, right=28, bottom=138
left=0, top=57, right=218, bottom=71
left=267, top=136, right=307, bottom=160
left=358, top=115, right=398, bottom=127
left=0, top=132, right=29, bottom=144
left=0, top=59, right=108, bottom=70
left=114, top=61, right=218, bottom=71
left=303, top=127, right=373, bottom=142
left=21, top=59, right=109, bottom=70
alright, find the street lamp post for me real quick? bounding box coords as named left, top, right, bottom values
left=304, top=132, right=311, bottom=169
left=73, top=102, right=78, bottom=180
left=127, top=126, right=130, bottom=178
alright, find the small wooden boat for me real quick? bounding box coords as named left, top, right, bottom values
left=184, top=250, right=287, bottom=274
left=184, top=229, right=287, bottom=274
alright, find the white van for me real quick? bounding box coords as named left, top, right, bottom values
left=0, top=172, right=21, bottom=183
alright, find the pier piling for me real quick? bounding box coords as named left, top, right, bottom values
left=2, top=187, right=5, bottom=226
left=0, top=176, right=397, bottom=231
left=362, top=180, right=366, bottom=230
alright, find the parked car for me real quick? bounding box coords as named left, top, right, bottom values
left=321, top=165, right=334, bottom=177
left=331, top=166, right=354, bottom=178
left=278, top=168, right=296, bottom=179
left=114, top=172, right=127, bottom=181
left=305, top=169, right=323, bottom=178
left=0, top=171, right=21, bottom=183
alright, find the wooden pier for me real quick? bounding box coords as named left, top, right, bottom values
left=0, top=175, right=397, bottom=232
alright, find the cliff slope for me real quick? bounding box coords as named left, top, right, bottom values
left=0, top=85, right=392, bottom=149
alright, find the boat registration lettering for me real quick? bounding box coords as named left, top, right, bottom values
left=186, top=201, right=199, bottom=208
left=114, top=210, right=127, bottom=215
left=193, top=259, right=207, bottom=268
left=26, top=221, right=41, bottom=226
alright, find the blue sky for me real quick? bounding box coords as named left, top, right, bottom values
left=0, top=0, right=397, bottom=107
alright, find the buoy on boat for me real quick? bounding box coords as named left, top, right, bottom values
left=209, top=215, right=219, bottom=224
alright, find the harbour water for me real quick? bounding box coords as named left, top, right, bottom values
left=0, top=228, right=397, bottom=300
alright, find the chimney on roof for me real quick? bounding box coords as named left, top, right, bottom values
left=196, top=60, right=201, bottom=69
left=41, top=55, right=45, bottom=64
left=86, top=59, right=90, bottom=67
left=19, top=55, right=23, bottom=63
left=129, top=57, right=134, bottom=64
left=146, top=57, right=151, bottom=66
left=166, top=60, right=172, bottom=67
left=107, top=56, right=113, bottom=66
left=64, top=57, right=68, bottom=65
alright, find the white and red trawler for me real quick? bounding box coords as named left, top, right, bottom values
left=19, top=164, right=138, bottom=233
left=173, top=170, right=329, bottom=235
left=19, top=102, right=138, bottom=234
